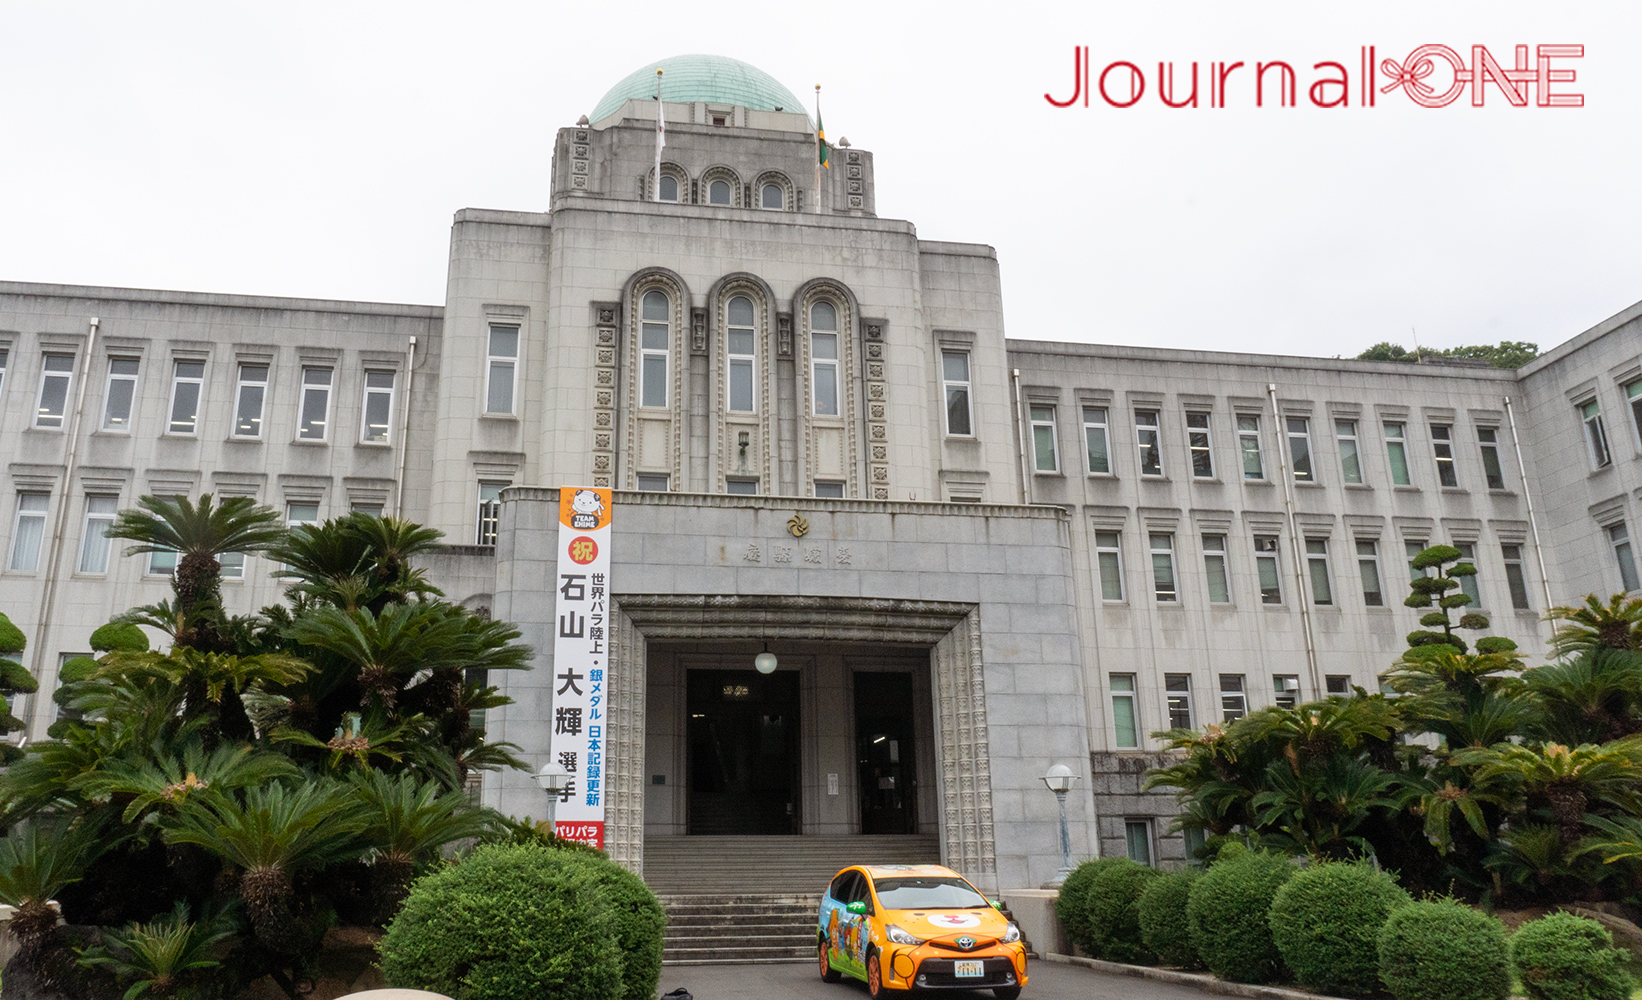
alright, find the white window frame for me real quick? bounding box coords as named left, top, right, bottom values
left=485, top=325, right=519, bottom=416
left=1030, top=405, right=1059, bottom=473
left=1326, top=675, right=1352, bottom=697
left=810, top=302, right=840, bottom=418
left=1186, top=411, right=1214, bottom=479
left=167, top=359, right=205, bottom=436
left=1273, top=674, right=1301, bottom=709
left=1453, top=541, right=1481, bottom=608
left=1150, top=532, right=1178, bottom=603
left=9, top=492, right=49, bottom=572
left=1134, top=409, right=1163, bottom=477
left=0, top=347, right=8, bottom=399
left=476, top=483, right=507, bottom=546
left=725, top=478, right=759, bottom=496
left=1502, top=543, right=1532, bottom=611
left=1219, top=673, right=1246, bottom=722
left=1627, top=380, right=1642, bottom=450
left=1164, top=673, right=1192, bottom=729
left=35, top=354, right=75, bottom=429
left=102, top=357, right=139, bottom=432
left=1255, top=534, right=1282, bottom=604
left=220, top=550, right=247, bottom=580
left=1582, top=400, right=1612, bottom=469
left=1095, top=530, right=1125, bottom=602
left=1110, top=673, right=1139, bottom=748
left=233, top=363, right=269, bottom=438
left=1237, top=414, right=1265, bottom=480
left=1357, top=539, right=1384, bottom=607
left=1305, top=538, right=1333, bottom=605
left=1286, top=417, right=1315, bottom=482
left=1083, top=406, right=1111, bottom=474
left=77, top=495, right=119, bottom=575
left=1124, top=818, right=1155, bottom=867
left=1335, top=418, right=1363, bottom=484
left=640, top=291, right=670, bottom=409
left=1610, top=522, right=1640, bottom=593
left=1203, top=533, right=1231, bottom=604
left=814, top=481, right=844, bottom=499
left=1478, top=427, right=1506, bottom=490
left=726, top=296, right=757, bottom=415
left=296, top=366, right=333, bottom=442
left=941, top=351, right=972, bottom=437
left=636, top=473, right=670, bottom=492
left=1431, top=423, right=1458, bottom=487
left=360, top=370, right=395, bottom=445
left=285, top=502, right=321, bottom=529
left=1384, top=421, right=1412, bottom=485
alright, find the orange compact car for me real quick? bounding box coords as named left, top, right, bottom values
left=816, top=863, right=1027, bottom=998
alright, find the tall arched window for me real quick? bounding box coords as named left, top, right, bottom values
left=640, top=290, right=670, bottom=407
left=708, top=180, right=732, bottom=205
left=761, top=183, right=783, bottom=210
left=659, top=175, right=679, bottom=202
left=810, top=301, right=839, bottom=416
left=727, top=296, right=756, bottom=413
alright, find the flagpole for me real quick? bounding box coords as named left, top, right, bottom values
left=654, top=68, right=665, bottom=204
left=814, top=84, right=822, bottom=215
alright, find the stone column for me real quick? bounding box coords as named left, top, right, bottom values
left=932, top=608, right=997, bottom=889
left=606, top=604, right=647, bottom=874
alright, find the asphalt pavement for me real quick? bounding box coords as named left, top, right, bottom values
left=656, top=958, right=1223, bottom=1000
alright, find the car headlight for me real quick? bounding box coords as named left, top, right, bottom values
left=886, top=924, right=925, bottom=945
left=1003, top=922, right=1022, bottom=943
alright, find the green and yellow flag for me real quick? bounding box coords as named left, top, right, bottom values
left=817, top=107, right=829, bottom=168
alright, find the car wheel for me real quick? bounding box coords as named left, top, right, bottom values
left=818, top=938, right=841, bottom=983
left=866, top=949, right=894, bottom=998
left=993, top=988, right=1022, bottom=1000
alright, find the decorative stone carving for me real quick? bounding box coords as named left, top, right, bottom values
left=777, top=314, right=793, bottom=358
left=604, top=608, right=645, bottom=873
left=691, top=308, right=707, bottom=354
left=623, top=279, right=687, bottom=491
left=933, top=609, right=995, bottom=882
left=591, top=309, right=620, bottom=490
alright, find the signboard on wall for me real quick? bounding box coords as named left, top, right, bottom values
left=549, top=486, right=613, bottom=847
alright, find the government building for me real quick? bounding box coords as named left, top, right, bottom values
left=2, top=55, right=1641, bottom=899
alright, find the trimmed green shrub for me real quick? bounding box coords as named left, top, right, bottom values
left=379, top=842, right=625, bottom=1000
left=1084, top=858, right=1161, bottom=963
left=1510, top=911, right=1633, bottom=1000
left=57, top=656, right=99, bottom=684
left=0, top=613, right=25, bottom=655
left=558, top=853, right=666, bottom=1000
left=1377, top=898, right=1510, bottom=1000
left=89, top=622, right=148, bottom=653
left=1186, top=850, right=1293, bottom=983
left=1055, top=858, right=1129, bottom=957
left=1138, top=869, right=1201, bottom=968
left=1267, top=861, right=1409, bottom=996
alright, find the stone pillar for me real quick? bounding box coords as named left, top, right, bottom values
left=606, top=605, right=647, bottom=874
left=933, top=608, right=996, bottom=888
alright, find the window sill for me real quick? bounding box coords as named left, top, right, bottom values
left=480, top=413, right=521, bottom=423
left=290, top=439, right=330, bottom=447
left=1242, top=478, right=1275, bottom=486
left=1087, top=472, right=1118, bottom=480
left=1294, top=481, right=1325, bottom=489
left=1343, top=482, right=1373, bottom=491
left=24, top=426, right=65, bottom=434
left=1588, top=465, right=1613, bottom=479
left=1138, top=475, right=1169, bottom=483
left=1192, top=477, right=1222, bottom=485
left=1100, top=601, right=1131, bottom=608
left=225, top=436, right=264, bottom=444
left=92, top=430, right=133, bottom=438
left=943, top=435, right=978, bottom=442
left=1365, top=606, right=1394, bottom=613
left=1392, top=485, right=1421, bottom=493
left=1033, top=470, right=1065, bottom=478
left=355, top=441, right=393, bottom=450
left=1487, top=488, right=1516, bottom=497
left=1440, top=487, right=1469, bottom=495
left=159, top=433, right=201, bottom=441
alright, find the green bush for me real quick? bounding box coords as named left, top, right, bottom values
left=1510, top=911, right=1633, bottom=1000
left=1055, top=858, right=1129, bottom=957
left=89, top=622, right=148, bottom=653
left=1138, top=869, right=1201, bottom=968
left=1084, top=859, right=1161, bottom=963
left=1186, top=850, right=1293, bottom=983
left=558, top=853, right=666, bottom=1000
left=1267, top=861, right=1409, bottom=996
left=57, top=656, right=98, bottom=685
left=0, top=613, right=25, bottom=655
left=1377, top=898, right=1510, bottom=1000
left=379, top=842, right=625, bottom=1000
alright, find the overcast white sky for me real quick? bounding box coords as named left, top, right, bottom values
left=2, top=2, right=1637, bottom=359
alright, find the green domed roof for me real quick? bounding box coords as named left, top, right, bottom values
left=590, top=54, right=808, bottom=124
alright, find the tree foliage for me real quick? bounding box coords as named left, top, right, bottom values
left=1356, top=340, right=1539, bottom=369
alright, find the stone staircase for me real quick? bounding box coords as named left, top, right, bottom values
left=646, top=834, right=941, bottom=965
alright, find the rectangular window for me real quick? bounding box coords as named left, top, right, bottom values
left=1030, top=405, right=1059, bottom=472
left=219, top=550, right=246, bottom=580
left=1095, top=531, right=1125, bottom=602
left=1384, top=422, right=1411, bottom=485
left=1455, top=541, right=1481, bottom=607
left=1125, top=819, right=1154, bottom=867
left=1326, top=675, right=1351, bottom=697
left=1219, top=674, right=1246, bottom=722
left=1306, top=538, right=1333, bottom=605
left=77, top=495, right=118, bottom=574
left=102, top=358, right=139, bottom=431
left=9, top=493, right=49, bottom=571
left=1151, top=533, right=1177, bottom=602
left=167, top=360, right=205, bottom=435
left=296, top=367, right=332, bottom=440
left=1254, top=534, right=1281, bottom=604
left=1357, top=539, right=1384, bottom=606
left=0, top=348, right=7, bottom=397
left=1165, top=673, right=1192, bottom=729
left=1237, top=414, right=1264, bottom=480
left=1431, top=423, right=1458, bottom=487
left=286, top=503, right=320, bottom=528
left=641, top=317, right=669, bottom=409
left=725, top=479, right=758, bottom=495
left=812, top=332, right=839, bottom=416
left=233, top=364, right=268, bottom=438
left=1628, top=380, right=1642, bottom=449
left=1202, top=533, right=1231, bottom=604
left=147, top=547, right=177, bottom=576
left=942, top=351, right=972, bottom=436
left=1336, top=419, right=1363, bottom=484
left=35, top=354, right=74, bottom=428
left=1611, top=523, right=1640, bottom=593
left=1273, top=674, right=1301, bottom=709
left=814, top=481, right=844, bottom=498
left=1582, top=400, right=1612, bottom=468
left=1478, top=427, right=1506, bottom=490
left=1186, top=412, right=1214, bottom=478
left=476, top=483, right=506, bottom=546
left=1110, top=674, right=1138, bottom=748
left=727, top=325, right=755, bottom=414
left=1083, top=406, right=1110, bottom=474
left=1502, top=543, right=1531, bottom=610
left=1287, top=417, right=1314, bottom=482
left=1135, top=410, right=1163, bottom=477
left=1406, top=539, right=1429, bottom=583
left=360, top=370, right=395, bottom=444
left=486, top=325, right=519, bottom=415
left=636, top=473, right=670, bottom=491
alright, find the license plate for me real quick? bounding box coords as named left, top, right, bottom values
left=954, top=959, right=984, bottom=978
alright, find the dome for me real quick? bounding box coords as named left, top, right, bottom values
left=590, top=54, right=809, bottom=125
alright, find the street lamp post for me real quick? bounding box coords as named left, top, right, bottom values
left=534, top=761, right=572, bottom=830
left=1041, top=763, right=1078, bottom=886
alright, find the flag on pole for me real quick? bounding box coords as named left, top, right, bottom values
left=814, top=85, right=826, bottom=214
left=654, top=69, right=665, bottom=203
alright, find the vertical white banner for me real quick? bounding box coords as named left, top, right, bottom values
left=550, top=486, right=613, bottom=847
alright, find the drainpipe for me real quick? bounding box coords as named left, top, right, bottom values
left=30, top=316, right=100, bottom=738
left=1503, top=395, right=1555, bottom=647
left=1268, top=383, right=1320, bottom=695
left=393, top=335, right=417, bottom=517
left=1011, top=368, right=1031, bottom=504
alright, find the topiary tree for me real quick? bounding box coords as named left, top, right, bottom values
left=558, top=853, right=665, bottom=1000
left=1376, top=898, right=1510, bottom=1000
left=1054, top=857, right=1129, bottom=957
left=1186, top=850, right=1294, bottom=983
left=0, top=612, right=36, bottom=764
left=1510, top=911, right=1634, bottom=1000
left=1083, top=859, right=1160, bottom=963
left=1138, top=869, right=1201, bottom=968
left=1267, top=861, right=1410, bottom=996
left=378, top=841, right=625, bottom=1000
left=1403, top=545, right=1516, bottom=657
left=89, top=621, right=150, bottom=654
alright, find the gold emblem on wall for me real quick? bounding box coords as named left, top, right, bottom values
left=787, top=513, right=810, bottom=538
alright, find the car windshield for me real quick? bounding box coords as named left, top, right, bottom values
left=872, top=876, right=990, bottom=909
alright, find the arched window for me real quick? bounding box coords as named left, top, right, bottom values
left=640, top=290, right=669, bottom=408
left=810, top=301, right=839, bottom=416
left=708, top=180, right=732, bottom=205
left=659, top=175, right=679, bottom=202
left=761, top=183, right=783, bottom=210
left=727, top=295, right=756, bottom=413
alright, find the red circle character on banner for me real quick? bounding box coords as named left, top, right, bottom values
left=568, top=536, right=598, bottom=565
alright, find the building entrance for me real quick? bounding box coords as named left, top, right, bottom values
left=854, top=671, right=919, bottom=834
left=686, top=669, right=800, bottom=835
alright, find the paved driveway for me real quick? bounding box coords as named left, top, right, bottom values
left=657, top=959, right=1220, bottom=1000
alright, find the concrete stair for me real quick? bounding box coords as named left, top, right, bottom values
left=659, top=893, right=821, bottom=965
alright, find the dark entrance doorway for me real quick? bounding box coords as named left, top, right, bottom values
left=686, top=669, right=800, bottom=835
left=854, top=671, right=919, bottom=834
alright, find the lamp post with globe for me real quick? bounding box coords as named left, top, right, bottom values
left=534, top=761, right=573, bottom=830
left=1041, top=764, right=1078, bottom=886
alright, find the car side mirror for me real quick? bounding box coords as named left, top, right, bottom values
left=991, top=900, right=1003, bottom=909
left=847, top=901, right=867, bottom=915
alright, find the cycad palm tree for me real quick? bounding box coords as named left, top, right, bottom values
left=266, top=514, right=443, bottom=613
left=1523, top=648, right=1642, bottom=744
left=1456, top=739, right=1642, bottom=846
left=77, top=900, right=239, bottom=999
left=0, top=816, right=110, bottom=951
left=1546, top=593, right=1642, bottom=655
left=78, top=738, right=301, bottom=824
left=349, top=769, right=496, bottom=920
